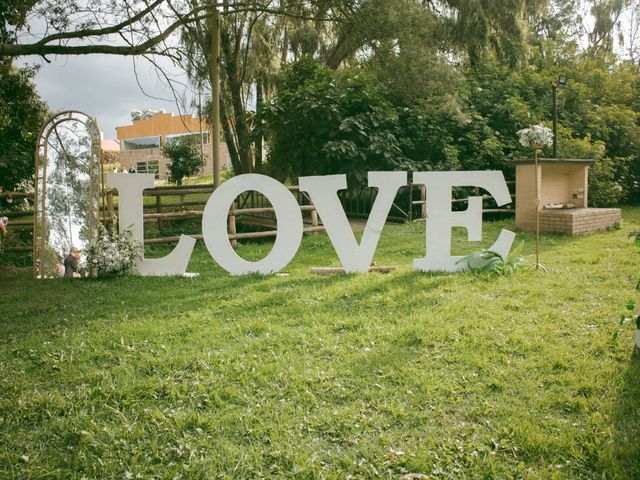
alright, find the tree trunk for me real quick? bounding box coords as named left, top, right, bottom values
left=220, top=100, right=243, bottom=174
left=231, top=85, right=253, bottom=173
left=255, top=78, right=264, bottom=170
left=221, top=23, right=253, bottom=173
left=281, top=23, right=289, bottom=64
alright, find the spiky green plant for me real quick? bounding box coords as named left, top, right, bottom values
left=457, top=241, right=527, bottom=275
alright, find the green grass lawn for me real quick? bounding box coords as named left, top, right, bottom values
left=1, top=209, right=639, bottom=479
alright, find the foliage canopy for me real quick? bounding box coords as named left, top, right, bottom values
left=0, top=59, right=48, bottom=192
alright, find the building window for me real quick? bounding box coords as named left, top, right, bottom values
left=166, top=131, right=211, bottom=145
left=136, top=160, right=160, bottom=179
left=123, top=136, right=161, bottom=151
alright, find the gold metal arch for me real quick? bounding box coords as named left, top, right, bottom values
left=33, top=110, right=104, bottom=279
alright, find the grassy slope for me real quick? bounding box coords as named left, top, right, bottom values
left=1, top=209, right=639, bottom=479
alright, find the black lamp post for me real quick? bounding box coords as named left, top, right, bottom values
left=552, top=75, right=567, bottom=158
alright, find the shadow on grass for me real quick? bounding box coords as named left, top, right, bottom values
left=610, top=349, right=640, bottom=477
left=0, top=264, right=363, bottom=340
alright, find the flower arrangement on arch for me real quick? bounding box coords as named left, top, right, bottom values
left=517, top=124, right=553, bottom=150
left=86, top=222, right=141, bottom=276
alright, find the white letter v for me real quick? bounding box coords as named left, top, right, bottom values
left=299, top=172, right=407, bottom=273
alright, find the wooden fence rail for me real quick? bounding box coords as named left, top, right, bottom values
left=408, top=181, right=516, bottom=220
left=1, top=184, right=322, bottom=252
left=1, top=179, right=516, bottom=253
left=0, top=191, right=35, bottom=251
left=101, top=184, right=320, bottom=246
left=0, top=192, right=33, bottom=199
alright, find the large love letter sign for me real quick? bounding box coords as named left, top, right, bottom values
left=107, top=170, right=516, bottom=277
left=413, top=171, right=515, bottom=272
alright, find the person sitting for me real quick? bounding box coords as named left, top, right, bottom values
left=55, top=260, right=65, bottom=278
left=64, top=247, right=81, bottom=278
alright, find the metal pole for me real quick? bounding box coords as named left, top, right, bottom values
left=535, top=149, right=540, bottom=270
left=552, top=84, right=558, bottom=158
left=408, top=182, right=413, bottom=222
left=210, top=8, right=221, bottom=188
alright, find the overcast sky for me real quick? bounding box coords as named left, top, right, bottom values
left=25, top=54, right=193, bottom=140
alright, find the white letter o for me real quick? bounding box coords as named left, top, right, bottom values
left=202, top=174, right=303, bottom=275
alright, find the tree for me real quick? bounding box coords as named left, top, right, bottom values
left=586, top=0, right=626, bottom=56
left=259, top=57, right=406, bottom=183
left=459, top=22, right=640, bottom=204
left=161, top=137, right=204, bottom=185
left=0, top=0, right=35, bottom=43
left=177, top=0, right=547, bottom=177
left=1, top=0, right=192, bottom=57
left=0, top=1, right=336, bottom=58
left=0, top=0, right=349, bottom=180
left=0, top=59, right=48, bottom=191
left=530, top=0, right=582, bottom=40
left=317, top=0, right=547, bottom=69
left=621, top=0, right=640, bottom=65
left=178, top=1, right=351, bottom=175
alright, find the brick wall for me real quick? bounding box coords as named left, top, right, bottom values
left=538, top=208, right=621, bottom=235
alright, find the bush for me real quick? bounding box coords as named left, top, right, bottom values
left=258, top=57, right=406, bottom=185
left=161, top=138, right=204, bottom=186
left=0, top=60, right=49, bottom=191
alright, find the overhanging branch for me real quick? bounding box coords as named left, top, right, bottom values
left=0, top=2, right=340, bottom=58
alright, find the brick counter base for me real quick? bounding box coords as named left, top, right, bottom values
left=537, top=208, right=621, bottom=235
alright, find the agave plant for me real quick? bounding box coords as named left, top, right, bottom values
left=458, top=241, right=528, bottom=275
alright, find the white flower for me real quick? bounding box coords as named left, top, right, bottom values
left=518, top=124, right=553, bottom=149
left=86, top=223, right=141, bottom=276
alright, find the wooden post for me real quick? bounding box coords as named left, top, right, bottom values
left=210, top=8, right=221, bottom=189
left=156, top=195, right=162, bottom=232
left=107, top=190, right=114, bottom=226
left=228, top=212, right=237, bottom=248
left=530, top=147, right=547, bottom=272
left=198, top=87, right=205, bottom=174
left=311, top=266, right=398, bottom=275
left=582, top=166, right=589, bottom=207
left=552, top=84, right=558, bottom=158
left=421, top=185, right=426, bottom=219
left=310, top=207, right=319, bottom=235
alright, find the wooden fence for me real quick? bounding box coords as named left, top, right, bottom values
left=407, top=181, right=515, bottom=221
left=339, top=180, right=516, bottom=221
left=0, top=184, right=323, bottom=252
left=0, top=191, right=35, bottom=252
left=1, top=179, right=515, bottom=253
left=104, top=184, right=323, bottom=247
